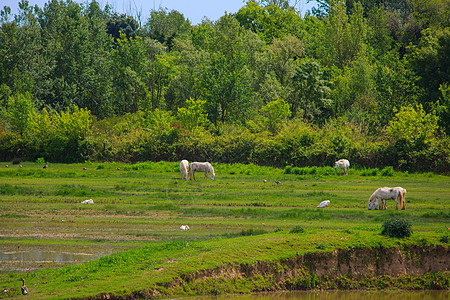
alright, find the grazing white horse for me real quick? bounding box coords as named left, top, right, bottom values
left=188, top=162, right=215, bottom=180
left=368, top=187, right=405, bottom=210
left=388, top=187, right=406, bottom=210
left=335, top=159, right=350, bottom=175
left=180, top=160, right=189, bottom=179
left=180, top=225, right=190, bottom=231
left=317, top=200, right=330, bottom=208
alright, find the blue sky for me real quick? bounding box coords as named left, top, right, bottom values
left=3, top=0, right=317, bottom=25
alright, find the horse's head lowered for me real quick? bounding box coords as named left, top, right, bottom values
left=368, top=196, right=379, bottom=210
left=209, top=164, right=215, bottom=180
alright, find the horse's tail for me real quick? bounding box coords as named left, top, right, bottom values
left=400, top=188, right=406, bottom=210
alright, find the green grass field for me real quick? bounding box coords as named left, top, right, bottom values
left=0, top=161, right=449, bottom=299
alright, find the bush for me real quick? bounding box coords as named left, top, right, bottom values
left=223, top=228, right=267, bottom=238
left=360, top=168, right=379, bottom=176
left=380, top=166, right=395, bottom=176
left=285, top=165, right=293, bottom=174
left=381, top=217, right=412, bottom=238
left=439, top=236, right=449, bottom=243
left=290, top=225, right=305, bottom=234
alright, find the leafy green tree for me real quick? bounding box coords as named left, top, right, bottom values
left=177, top=98, right=208, bottom=131
left=27, top=105, right=91, bottom=162
left=331, top=54, right=377, bottom=123
left=143, top=38, right=171, bottom=111
left=144, top=108, right=174, bottom=134
left=256, top=35, right=304, bottom=113
left=2, top=92, right=35, bottom=135
left=26, top=107, right=53, bottom=151
left=110, top=34, right=150, bottom=114
left=235, top=0, right=303, bottom=43
left=165, top=38, right=209, bottom=110
left=406, top=28, right=450, bottom=110
left=386, top=104, right=438, bottom=149
left=200, top=14, right=254, bottom=123
left=320, top=0, right=367, bottom=69
left=265, top=35, right=304, bottom=86
left=106, top=12, right=139, bottom=41
left=435, top=83, right=450, bottom=134
left=37, top=0, right=113, bottom=117
left=373, top=52, right=422, bottom=125
left=260, top=98, right=290, bottom=134
left=410, top=0, right=450, bottom=31
left=292, top=59, right=332, bottom=121
left=0, top=1, right=47, bottom=98
left=366, top=7, right=395, bottom=58
left=143, top=8, right=191, bottom=51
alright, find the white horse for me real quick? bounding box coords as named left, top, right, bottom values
left=317, top=200, right=330, bottom=208
left=389, top=187, right=406, bottom=210
left=368, top=187, right=405, bottom=210
left=180, top=225, right=190, bottom=231
left=180, top=160, right=189, bottom=179
left=188, top=162, right=215, bottom=180
left=335, top=159, right=350, bottom=175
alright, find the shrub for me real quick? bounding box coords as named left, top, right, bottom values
left=381, top=217, right=412, bottom=238
left=360, top=168, right=379, bottom=176
left=439, top=236, right=449, bottom=243
left=380, top=166, right=395, bottom=176
left=285, top=165, right=293, bottom=174
left=223, top=229, right=267, bottom=238
left=290, top=225, right=305, bottom=234
left=315, top=244, right=326, bottom=250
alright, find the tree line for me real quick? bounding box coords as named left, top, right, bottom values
left=0, top=0, right=449, bottom=172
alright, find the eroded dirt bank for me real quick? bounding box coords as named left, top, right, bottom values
left=79, top=245, right=449, bottom=299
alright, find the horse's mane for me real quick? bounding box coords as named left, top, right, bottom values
left=209, top=164, right=215, bottom=176
left=368, top=188, right=379, bottom=202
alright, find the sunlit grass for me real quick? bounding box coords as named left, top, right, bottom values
left=0, top=161, right=448, bottom=298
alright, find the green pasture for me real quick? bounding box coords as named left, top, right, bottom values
left=0, top=161, right=448, bottom=299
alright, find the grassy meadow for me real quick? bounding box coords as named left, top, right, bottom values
left=0, top=161, right=449, bottom=299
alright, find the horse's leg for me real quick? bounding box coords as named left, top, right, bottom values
left=395, top=193, right=399, bottom=210
left=402, top=194, right=406, bottom=210
left=204, top=170, right=208, bottom=179
left=380, top=198, right=386, bottom=210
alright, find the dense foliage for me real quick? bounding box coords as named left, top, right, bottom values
left=0, top=0, right=449, bottom=172
left=381, top=217, right=413, bottom=238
